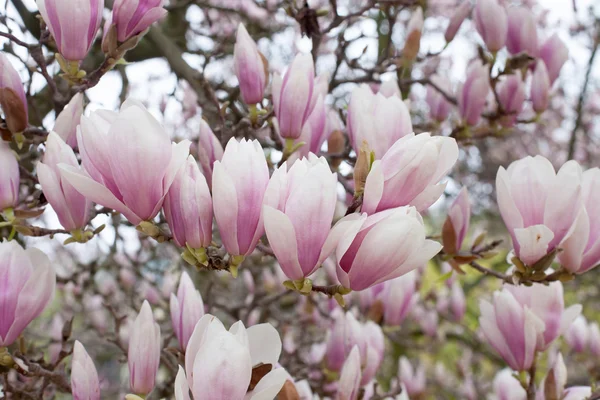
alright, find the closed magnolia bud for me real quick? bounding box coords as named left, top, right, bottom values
left=380, top=272, right=418, bottom=326
left=38, top=132, right=91, bottom=231
left=170, top=271, right=205, bottom=351
left=445, top=1, right=471, bottom=43
left=36, top=0, right=104, bottom=61
left=0, top=241, right=56, bottom=346
left=332, top=207, right=441, bottom=291
left=496, top=156, right=583, bottom=266
left=443, top=187, right=471, bottom=254
left=398, top=357, right=426, bottom=397
left=531, top=60, right=551, bottom=113
left=353, top=142, right=371, bottom=196
left=496, top=72, right=526, bottom=127
left=539, top=33, right=568, bottom=84
left=54, top=93, right=84, bottom=148
left=449, top=281, right=466, bottom=322
left=263, top=155, right=338, bottom=281
left=565, top=315, right=589, bottom=353
left=197, top=119, right=223, bottom=187
left=458, top=60, right=490, bottom=126
left=473, top=0, right=507, bottom=53
left=325, top=311, right=363, bottom=371
left=128, top=301, right=161, bottom=395
left=336, top=346, right=361, bottom=400
left=71, top=341, right=101, bottom=400
left=0, top=53, right=28, bottom=134
left=558, top=168, right=600, bottom=274
left=403, top=7, right=423, bottom=61
left=506, top=6, right=538, bottom=56
left=234, top=24, right=268, bottom=105
left=542, top=353, right=567, bottom=400
left=109, top=0, right=166, bottom=43
left=327, top=111, right=345, bottom=168
left=212, top=138, right=269, bottom=257
left=272, top=53, right=315, bottom=140
left=362, top=133, right=459, bottom=213
left=163, top=155, right=213, bottom=249
left=426, top=76, right=452, bottom=122
left=0, top=141, right=19, bottom=210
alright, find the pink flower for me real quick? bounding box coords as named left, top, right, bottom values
left=53, top=93, right=84, bottom=148
left=496, top=156, right=583, bottom=266
left=325, top=311, right=364, bottom=372
left=479, top=288, right=544, bottom=371
left=362, top=133, right=459, bottom=214
left=558, top=168, right=600, bottom=274
left=170, top=272, right=205, bottom=351
left=458, top=60, right=490, bottom=126
left=295, top=95, right=328, bottom=158
left=196, top=119, right=223, bottom=187
left=0, top=53, right=28, bottom=134
left=128, top=300, right=161, bottom=395
left=263, top=154, right=338, bottom=280
left=71, top=341, right=101, bottom=400
left=109, top=0, right=167, bottom=43
left=36, top=0, right=104, bottom=61
left=59, top=100, right=190, bottom=225
left=506, top=6, right=538, bottom=56
left=496, top=72, right=526, bottom=127
left=531, top=60, right=551, bottom=113
left=539, top=34, right=568, bottom=84
left=449, top=280, right=466, bottom=322
left=272, top=53, right=315, bottom=140
left=492, top=369, right=526, bottom=400
left=332, top=207, right=442, bottom=291
left=473, top=0, right=507, bottom=52
left=163, top=155, right=212, bottom=249
left=379, top=272, right=419, bottom=326
left=234, top=24, right=268, bottom=105
left=336, top=346, right=362, bottom=400
left=444, top=187, right=471, bottom=253
left=445, top=1, right=471, bottom=43
left=0, top=141, right=19, bottom=210
left=398, top=357, right=426, bottom=397
left=426, top=76, right=452, bottom=122
left=347, top=84, right=412, bottom=159
left=565, top=315, right=589, bottom=353
left=0, top=241, right=56, bottom=346
left=212, top=138, right=269, bottom=257
left=38, top=132, right=91, bottom=231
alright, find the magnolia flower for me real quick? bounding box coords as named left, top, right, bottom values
left=473, top=0, right=507, bottom=52
left=53, top=93, right=84, bottom=148
left=0, top=53, right=28, bottom=134
left=234, top=23, right=268, bottom=105
left=108, top=0, right=167, bottom=43
left=71, top=341, right=101, bottom=400
left=0, top=141, right=19, bottom=211
left=128, top=301, right=161, bottom=395
left=170, top=271, right=205, bottom=351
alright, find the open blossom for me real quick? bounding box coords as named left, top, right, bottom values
left=196, top=119, right=223, bottom=187
left=163, top=155, right=212, bottom=249
left=531, top=60, right=551, bottom=113
left=60, top=100, right=190, bottom=225
left=38, top=132, right=91, bottom=231
left=362, top=133, right=459, bottom=214
left=212, top=138, right=269, bottom=257
left=443, top=187, right=471, bottom=254
left=0, top=141, right=19, bottom=210
left=496, top=72, right=526, bottom=127
left=479, top=288, right=545, bottom=371
left=539, top=34, right=568, bottom=84
left=272, top=53, right=315, bottom=140
left=36, top=0, right=104, bottom=61
left=558, top=168, right=600, bottom=274
left=0, top=241, right=56, bottom=346
left=71, top=341, right=101, bottom=400
left=108, top=0, right=167, bottom=43
left=458, top=60, right=490, bottom=126
left=234, top=24, right=268, bottom=105
left=473, top=0, right=507, bottom=52
left=170, top=272, right=205, bottom=350
left=54, top=93, right=84, bottom=148
left=506, top=6, right=538, bottom=56
left=128, top=301, right=161, bottom=395
left=178, top=314, right=287, bottom=399
left=347, top=84, right=412, bottom=159
left=496, top=156, right=582, bottom=266
left=0, top=53, right=28, bottom=134
left=263, top=154, right=338, bottom=281
left=331, top=207, right=442, bottom=291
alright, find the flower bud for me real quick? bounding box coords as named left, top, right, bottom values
left=497, top=72, right=526, bottom=127
left=54, top=93, right=84, bottom=148
left=506, top=6, right=538, bottom=56
left=0, top=241, right=56, bottom=346
left=212, top=138, right=269, bottom=257
left=128, top=301, right=161, bottom=395
left=0, top=53, right=28, bottom=134
left=109, top=0, right=167, bottom=43
left=380, top=272, right=418, bottom=326
left=0, top=141, right=19, bottom=211
left=539, top=33, right=568, bottom=84
left=445, top=1, right=471, bottom=43
left=403, top=7, right=423, bottom=61
left=196, top=119, right=223, bottom=187
left=458, top=60, right=490, bottom=126
left=36, top=0, right=104, bottom=61
left=38, top=132, right=91, bottom=231
left=336, top=346, right=361, bottom=400
left=449, top=281, right=466, bottom=322
left=71, top=341, right=101, bottom=400
left=531, top=60, right=551, bottom=113
left=234, top=24, right=268, bottom=105
left=426, top=76, right=452, bottom=122
left=398, top=357, right=426, bottom=397
left=565, top=315, right=589, bottom=353
left=473, top=0, right=508, bottom=52
left=170, top=272, right=205, bottom=351
left=443, top=187, right=471, bottom=254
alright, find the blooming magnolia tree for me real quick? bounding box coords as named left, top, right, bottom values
left=0, top=0, right=599, bottom=399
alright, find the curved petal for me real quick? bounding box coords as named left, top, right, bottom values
left=361, top=160, right=384, bottom=214
left=263, top=206, right=303, bottom=280
left=212, top=162, right=240, bottom=255
left=247, top=323, right=282, bottom=367
left=249, top=368, right=288, bottom=400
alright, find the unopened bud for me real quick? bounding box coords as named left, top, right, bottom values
left=327, top=129, right=345, bottom=169
left=353, top=142, right=373, bottom=196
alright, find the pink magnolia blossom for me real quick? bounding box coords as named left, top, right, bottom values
left=0, top=141, right=19, bottom=210
left=234, top=24, right=268, bottom=105
left=170, top=272, right=205, bottom=351
left=473, top=0, right=507, bottom=52
left=445, top=1, right=471, bottom=43
left=539, top=34, right=568, bottom=84
left=53, top=93, right=84, bottom=148
left=196, top=119, right=223, bottom=187
left=71, top=341, right=101, bottom=400
left=506, top=6, right=538, bottom=56
left=109, top=0, right=167, bottom=43
left=128, top=301, right=161, bottom=395
left=531, top=60, right=551, bottom=113
left=0, top=53, right=28, bottom=134
left=458, top=60, right=490, bottom=126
